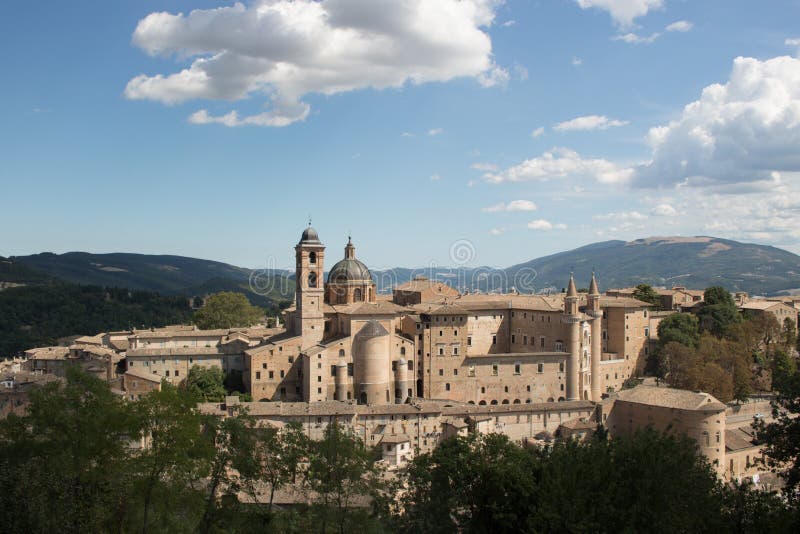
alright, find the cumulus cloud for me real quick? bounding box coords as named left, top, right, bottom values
left=528, top=219, right=567, bottom=230
left=575, top=0, right=663, bottom=28
left=554, top=115, right=629, bottom=131
left=651, top=203, right=677, bottom=216
left=483, top=148, right=634, bottom=184
left=612, top=32, right=660, bottom=44
left=531, top=126, right=545, bottom=138
left=482, top=200, right=538, bottom=212
left=593, top=210, right=647, bottom=221
left=634, top=55, right=800, bottom=187
left=666, top=20, right=693, bottom=32
left=125, top=0, right=506, bottom=126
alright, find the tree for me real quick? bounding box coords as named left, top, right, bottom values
left=306, top=423, right=380, bottom=534
left=758, top=368, right=800, bottom=506
left=0, top=367, right=138, bottom=533
left=185, top=365, right=228, bottom=402
left=130, top=382, right=216, bottom=534
left=632, top=283, right=661, bottom=307
left=782, top=318, right=797, bottom=353
left=657, top=313, right=700, bottom=349
left=697, top=286, right=741, bottom=337
left=192, top=291, right=264, bottom=330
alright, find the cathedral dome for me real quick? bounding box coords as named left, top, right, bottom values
left=327, top=258, right=372, bottom=284
left=300, top=226, right=320, bottom=244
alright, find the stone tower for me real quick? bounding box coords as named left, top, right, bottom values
left=564, top=274, right=581, bottom=401
left=587, top=272, right=603, bottom=402
left=295, top=224, right=325, bottom=346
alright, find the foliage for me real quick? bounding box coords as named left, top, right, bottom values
left=193, top=291, right=264, bottom=330
left=632, top=283, right=661, bottom=307
left=186, top=365, right=228, bottom=402
left=759, top=367, right=800, bottom=505
left=657, top=312, right=700, bottom=349
left=391, top=428, right=796, bottom=533
left=0, top=282, right=193, bottom=357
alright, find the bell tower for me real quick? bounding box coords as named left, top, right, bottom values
left=564, top=273, right=580, bottom=401
left=295, top=223, right=325, bottom=346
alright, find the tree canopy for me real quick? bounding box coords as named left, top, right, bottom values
left=193, top=291, right=264, bottom=330
left=632, top=283, right=661, bottom=307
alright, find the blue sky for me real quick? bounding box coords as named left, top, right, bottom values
left=2, top=0, right=800, bottom=270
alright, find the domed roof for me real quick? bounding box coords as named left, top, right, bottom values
left=328, top=258, right=372, bottom=284
left=300, top=226, right=320, bottom=244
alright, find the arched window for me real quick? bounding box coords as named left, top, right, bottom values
left=490, top=399, right=498, bottom=405
left=354, top=288, right=363, bottom=301
left=479, top=400, right=487, bottom=405
left=309, top=251, right=317, bottom=264
left=513, top=399, right=521, bottom=404
left=338, top=349, right=345, bottom=357
left=502, top=399, right=509, bottom=404
left=308, top=272, right=317, bottom=288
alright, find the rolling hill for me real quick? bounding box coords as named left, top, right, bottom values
left=11, top=236, right=800, bottom=300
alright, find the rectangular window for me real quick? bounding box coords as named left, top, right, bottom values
left=348, top=363, right=354, bottom=376
left=467, top=336, right=472, bottom=346
left=256, top=371, right=261, bottom=380
left=523, top=336, right=528, bottom=345
left=438, top=347, right=444, bottom=356
left=541, top=337, right=545, bottom=348
left=280, top=370, right=285, bottom=378
left=317, top=375, right=322, bottom=382
left=511, top=334, right=516, bottom=344
left=408, top=361, right=413, bottom=371
left=174, top=370, right=179, bottom=377
left=454, top=330, right=458, bottom=336
left=537, top=363, right=544, bottom=373
left=492, top=335, right=497, bottom=345
left=439, top=369, right=444, bottom=376
left=452, top=346, right=459, bottom=356
left=262, top=363, right=267, bottom=369
left=514, top=363, right=521, bottom=375
left=269, top=371, right=274, bottom=379
left=453, top=368, right=458, bottom=376
left=492, top=363, right=499, bottom=376
left=165, top=370, right=170, bottom=377
left=445, top=383, right=451, bottom=391
left=331, top=365, right=337, bottom=377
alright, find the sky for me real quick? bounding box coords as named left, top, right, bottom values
left=2, top=0, right=800, bottom=271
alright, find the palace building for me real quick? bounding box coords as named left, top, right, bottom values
left=242, top=224, right=652, bottom=406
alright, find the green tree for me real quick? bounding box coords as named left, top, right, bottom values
left=185, top=365, right=228, bottom=402
left=697, top=286, right=741, bottom=337
left=632, top=283, right=661, bottom=307
left=306, top=423, right=381, bottom=534
left=781, top=318, right=797, bottom=352
left=657, top=313, right=700, bottom=349
left=130, top=382, right=216, bottom=534
left=0, top=367, right=139, bottom=533
left=192, top=291, right=264, bottom=329
left=758, top=369, right=800, bottom=506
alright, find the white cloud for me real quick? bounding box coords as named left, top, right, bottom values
left=784, top=38, right=800, bottom=47
left=126, top=0, right=505, bottom=127
left=528, top=219, right=567, bottom=230
left=575, top=0, right=663, bottom=28
left=484, top=147, right=634, bottom=184
left=502, top=20, right=516, bottom=27
left=572, top=56, right=583, bottom=66
left=514, top=63, right=529, bottom=81
left=471, top=162, right=498, bottom=172
left=666, top=20, right=693, bottom=32
left=531, top=126, right=545, bottom=138
left=635, top=55, right=800, bottom=187
left=482, top=200, right=538, bottom=212
left=401, top=132, right=415, bottom=138
left=430, top=174, right=441, bottom=181
left=427, top=127, right=444, bottom=136
left=651, top=203, right=677, bottom=216
left=612, top=32, right=660, bottom=44
left=593, top=210, right=647, bottom=221
left=554, top=115, right=629, bottom=131
left=488, top=228, right=504, bottom=235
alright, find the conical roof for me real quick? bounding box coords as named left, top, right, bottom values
left=566, top=274, right=578, bottom=298
left=588, top=273, right=600, bottom=295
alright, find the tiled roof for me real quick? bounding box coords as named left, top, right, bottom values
left=614, top=385, right=726, bottom=412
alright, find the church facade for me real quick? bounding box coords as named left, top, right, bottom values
left=243, top=225, right=651, bottom=406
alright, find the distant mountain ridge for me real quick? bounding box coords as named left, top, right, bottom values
left=9, top=236, right=800, bottom=299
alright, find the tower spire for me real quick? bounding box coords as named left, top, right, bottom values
left=588, top=271, right=599, bottom=296
left=566, top=272, right=578, bottom=298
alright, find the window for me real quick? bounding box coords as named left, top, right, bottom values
left=165, top=370, right=170, bottom=377
left=511, top=334, right=516, bottom=344
left=555, top=341, right=564, bottom=352
left=348, top=363, right=354, bottom=376
left=452, top=346, right=459, bottom=356
left=408, top=361, right=413, bottom=371
left=400, top=347, right=406, bottom=356
left=514, top=362, right=521, bottom=375
left=439, top=330, right=443, bottom=336
left=269, top=371, right=274, bottom=379
left=492, top=363, right=499, bottom=376
left=317, top=387, right=322, bottom=394
left=438, top=347, right=444, bottom=356
left=540, top=337, right=545, bottom=348
left=331, top=365, right=337, bottom=376
left=308, top=272, right=317, bottom=288
left=175, top=370, right=179, bottom=377
left=256, top=371, right=261, bottom=380
left=445, top=383, right=451, bottom=391
left=317, top=362, right=322, bottom=369
left=523, top=335, right=528, bottom=345
left=453, top=368, right=458, bottom=376
left=262, top=363, right=267, bottom=369
left=537, top=363, right=544, bottom=373
left=467, top=336, right=472, bottom=346
left=317, top=375, right=322, bottom=382
left=492, top=335, right=497, bottom=345
left=288, top=356, right=294, bottom=363
left=354, top=288, right=363, bottom=301
left=559, top=362, right=564, bottom=372
left=309, top=251, right=316, bottom=264
left=439, top=369, right=444, bottom=376
left=280, top=370, right=285, bottom=378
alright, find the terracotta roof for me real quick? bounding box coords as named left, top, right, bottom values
left=332, top=301, right=411, bottom=315
left=381, top=434, right=412, bottom=444
left=126, top=346, right=226, bottom=357
left=597, top=296, right=652, bottom=308
left=124, top=367, right=163, bottom=383
left=725, top=428, right=756, bottom=452
left=25, top=346, right=69, bottom=360
left=740, top=301, right=791, bottom=311
left=614, top=385, right=726, bottom=411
